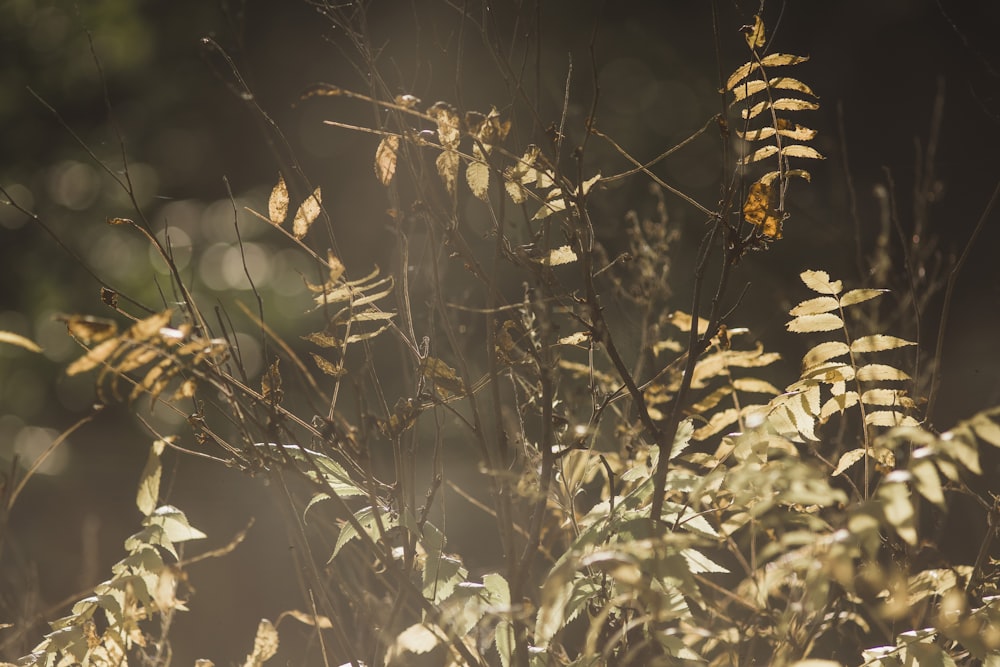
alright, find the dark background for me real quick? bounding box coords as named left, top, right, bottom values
left=2, top=1, right=999, bottom=663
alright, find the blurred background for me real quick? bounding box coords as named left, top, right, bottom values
left=1, top=0, right=999, bottom=663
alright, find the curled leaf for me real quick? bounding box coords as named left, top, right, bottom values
left=292, top=187, right=322, bottom=239
left=374, top=135, right=400, bottom=186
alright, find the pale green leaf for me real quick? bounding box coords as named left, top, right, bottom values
left=790, top=296, right=840, bottom=316
left=851, top=335, right=916, bottom=353
left=146, top=505, right=206, bottom=543
left=495, top=619, right=514, bottom=667
left=787, top=313, right=844, bottom=333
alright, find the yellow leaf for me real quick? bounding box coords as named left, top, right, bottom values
left=61, top=314, right=118, bottom=344
left=466, top=146, right=490, bottom=201
left=725, top=53, right=810, bottom=91
left=865, top=410, right=915, bottom=427
left=268, top=174, right=289, bottom=224
left=741, top=97, right=820, bottom=120
left=436, top=150, right=460, bottom=196
left=731, top=377, right=781, bottom=395
left=420, top=356, right=465, bottom=398
left=292, top=187, right=322, bottom=239
left=0, top=330, right=42, bottom=353
left=832, top=448, right=866, bottom=476
left=856, top=364, right=911, bottom=382
left=781, top=144, right=825, bottom=160
left=851, top=335, right=915, bottom=353
left=786, top=313, right=844, bottom=333
left=802, top=341, right=850, bottom=370
left=789, top=296, right=840, bottom=316
left=740, top=145, right=779, bottom=165
left=838, top=288, right=889, bottom=307
left=799, top=270, right=843, bottom=295
left=310, top=352, right=345, bottom=377
left=742, top=180, right=782, bottom=238
left=542, top=245, right=578, bottom=266
left=744, top=14, right=766, bottom=48
left=374, top=135, right=400, bottom=186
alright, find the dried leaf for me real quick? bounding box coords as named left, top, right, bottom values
left=0, top=330, right=42, bottom=353
left=851, top=335, right=915, bottom=353
left=832, top=448, right=866, bottom=476
left=856, top=364, right=911, bottom=382
left=730, top=76, right=817, bottom=103
left=799, top=270, right=843, bottom=295
left=726, top=53, right=810, bottom=91
left=786, top=313, right=844, bottom=333
left=292, top=187, right=322, bottom=239
left=268, top=175, right=289, bottom=224
left=374, top=135, right=400, bottom=186
left=466, top=144, right=490, bottom=201
left=420, top=356, right=466, bottom=398
left=262, top=358, right=283, bottom=405
left=839, top=288, right=888, bottom=307
left=789, top=296, right=840, bottom=317
left=242, top=619, right=279, bottom=667
left=744, top=14, right=766, bottom=48
left=310, top=352, right=345, bottom=377
left=742, top=180, right=782, bottom=238
left=740, top=145, right=779, bottom=165
left=781, top=144, right=825, bottom=160
left=802, top=341, right=850, bottom=370
left=436, top=150, right=460, bottom=196
left=542, top=245, right=578, bottom=266
left=741, top=97, right=820, bottom=120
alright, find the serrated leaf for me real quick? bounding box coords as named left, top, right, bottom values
left=802, top=341, right=850, bottom=369
left=840, top=288, right=888, bottom=307
left=738, top=124, right=817, bottom=142
left=787, top=313, right=844, bottom=333
left=833, top=448, right=866, bottom=476
left=310, top=352, right=345, bottom=377
left=146, top=505, right=207, bottom=544
left=740, top=145, right=779, bottom=165
left=495, top=620, right=514, bottom=667
left=851, top=335, right=916, bottom=353
left=790, top=296, right=840, bottom=316
left=861, top=389, right=914, bottom=408
left=466, top=157, right=490, bottom=201
left=865, top=410, right=916, bottom=428
left=692, top=408, right=740, bottom=441
left=268, top=175, right=288, bottom=224
left=725, top=53, right=810, bottom=91
left=856, top=364, right=911, bottom=382
left=374, top=135, right=400, bottom=186
left=819, top=390, right=859, bottom=421
left=437, top=151, right=460, bottom=195
left=781, top=144, right=825, bottom=160
left=292, top=187, right=322, bottom=239
left=800, top=270, right=843, bottom=295
left=682, top=548, right=729, bottom=574
left=742, top=97, right=820, bottom=120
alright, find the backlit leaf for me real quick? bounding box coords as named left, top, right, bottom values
left=61, top=314, right=118, bottom=344
left=865, top=410, right=916, bottom=428
left=542, top=245, right=578, bottom=266
left=136, top=438, right=167, bottom=517
left=742, top=180, right=782, bottom=238
left=420, top=356, right=466, bottom=398
left=740, top=145, right=779, bottom=165
left=0, top=330, right=42, bottom=353
left=744, top=14, right=766, bottom=48
left=861, top=389, right=914, bottom=408
left=833, top=448, right=866, bottom=476
left=393, top=624, right=441, bottom=655
left=802, top=341, right=850, bottom=370
left=790, top=296, right=840, bottom=316
left=732, top=377, right=781, bottom=394
left=856, top=364, right=911, bottom=382
left=374, top=135, right=400, bottom=186
left=292, top=187, right=322, bottom=239
left=780, top=144, right=825, bottom=160
left=311, top=353, right=345, bottom=377
left=742, top=97, right=820, bottom=120
left=971, top=412, right=1000, bottom=447
left=268, top=174, right=288, bottom=224
left=726, top=53, right=810, bottom=91
left=786, top=313, right=844, bottom=333
left=910, top=458, right=945, bottom=509
left=466, top=144, right=490, bottom=201
left=839, top=288, right=888, bottom=307
left=851, top=335, right=915, bottom=353
left=799, top=270, right=843, bottom=295
left=242, top=619, right=279, bottom=667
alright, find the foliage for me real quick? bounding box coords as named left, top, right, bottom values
left=3, top=4, right=999, bottom=667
